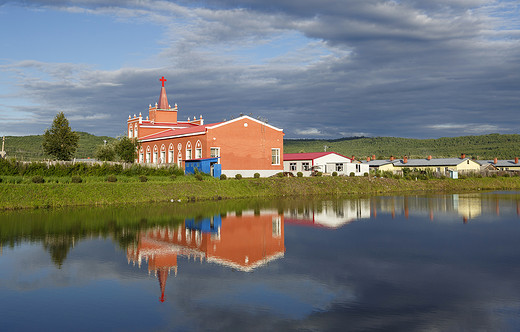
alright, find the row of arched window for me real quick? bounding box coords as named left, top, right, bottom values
left=138, top=140, right=204, bottom=165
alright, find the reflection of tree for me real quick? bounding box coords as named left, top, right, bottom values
left=43, top=235, right=75, bottom=269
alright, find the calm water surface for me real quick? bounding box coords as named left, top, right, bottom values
left=1, top=192, right=520, bottom=331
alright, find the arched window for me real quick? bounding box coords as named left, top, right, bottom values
left=177, top=151, right=182, bottom=168
left=134, top=124, right=138, bottom=138
left=160, top=144, right=166, bottom=164
left=153, top=145, right=158, bottom=164
left=195, top=140, right=202, bottom=159
left=168, top=143, right=174, bottom=163
left=186, top=141, right=192, bottom=160
left=146, top=146, right=151, bottom=163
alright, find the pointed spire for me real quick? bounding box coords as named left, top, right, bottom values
left=158, top=76, right=169, bottom=110
left=158, top=269, right=169, bottom=302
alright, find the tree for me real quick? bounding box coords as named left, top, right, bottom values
left=114, top=136, right=139, bottom=163
left=42, top=112, right=80, bottom=160
left=95, top=143, right=116, bottom=161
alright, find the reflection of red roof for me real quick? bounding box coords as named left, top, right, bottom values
left=283, top=152, right=352, bottom=161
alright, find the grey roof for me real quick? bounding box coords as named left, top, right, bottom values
left=362, top=160, right=394, bottom=167
left=392, top=158, right=474, bottom=167
left=476, top=160, right=520, bottom=167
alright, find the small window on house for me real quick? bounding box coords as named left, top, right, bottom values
left=146, top=152, right=151, bottom=163
left=195, top=148, right=202, bottom=159
left=160, top=151, right=166, bottom=163
left=302, top=162, right=310, bottom=171
left=290, top=163, right=297, bottom=171
left=356, top=164, right=361, bottom=172
left=467, top=160, right=470, bottom=164
left=129, top=128, right=133, bottom=138
left=186, top=148, right=192, bottom=160
left=336, top=163, right=343, bottom=172
left=168, top=150, right=174, bottom=163
left=271, top=148, right=280, bottom=165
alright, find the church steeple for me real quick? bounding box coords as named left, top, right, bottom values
left=158, top=76, right=169, bottom=110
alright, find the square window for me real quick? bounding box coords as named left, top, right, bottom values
left=271, top=148, right=280, bottom=165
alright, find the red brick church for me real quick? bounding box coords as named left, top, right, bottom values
left=127, top=77, right=284, bottom=177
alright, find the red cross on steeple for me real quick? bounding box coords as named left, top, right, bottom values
left=159, top=76, right=167, bottom=87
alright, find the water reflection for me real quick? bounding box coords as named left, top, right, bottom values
left=2, top=192, right=520, bottom=331
left=127, top=211, right=285, bottom=301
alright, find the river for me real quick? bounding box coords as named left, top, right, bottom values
left=1, top=192, right=520, bottom=331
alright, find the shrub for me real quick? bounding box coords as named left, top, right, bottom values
left=106, top=175, right=117, bottom=182
left=332, top=171, right=338, bottom=177
left=254, top=173, right=260, bottom=178
left=31, top=176, right=45, bottom=183
left=276, top=172, right=284, bottom=178
left=139, top=175, right=148, bottom=182
left=0, top=177, right=2, bottom=183
left=71, top=176, right=83, bottom=183
left=363, top=172, right=369, bottom=177
left=349, top=172, right=355, bottom=177
left=314, top=172, right=322, bottom=177
left=297, top=172, right=303, bottom=177
left=235, top=174, right=242, bottom=180
left=195, top=172, right=204, bottom=181
left=220, top=174, right=227, bottom=180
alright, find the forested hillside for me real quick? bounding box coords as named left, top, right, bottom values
left=284, top=134, right=520, bottom=160
left=3, top=133, right=520, bottom=161
left=3, top=132, right=116, bottom=160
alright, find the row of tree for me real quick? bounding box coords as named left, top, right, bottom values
left=42, top=112, right=138, bottom=162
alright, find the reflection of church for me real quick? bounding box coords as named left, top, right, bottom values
left=127, top=211, right=284, bottom=302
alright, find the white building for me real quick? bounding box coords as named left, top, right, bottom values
left=283, top=152, right=369, bottom=176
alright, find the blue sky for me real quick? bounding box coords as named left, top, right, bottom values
left=0, top=0, right=519, bottom=138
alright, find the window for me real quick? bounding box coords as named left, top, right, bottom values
left=467, top=160, right=470, bottom=164
left=302, top=162, right=310, bottom=171
left=139, top=153, right=144, bottom=163
left=160, top=151, right=166, bottom=163
left=272, top=217, right=281, bottom=237
left=153, top=152, right=158, bottom=163
left=146, top=152, right=151, bottom=163
left=168, top=150, right=174, bottom=163
left=195, top=148, right=202, bottom=159
left=335, top=163, right=343, bottom=172
left=356, top=164, right=361, bottom=172
left=129, top=128, right=133, bottom=138
left=177, top=152, right=182, bottom=168
left=133, top=125, right=138, bottom=138
left=186, top=149, right=192, bottom=160
left=271, top=148, right=280, bottom=165
left=290, top=163, right=297, bottom=171
left=210, top=147, right=220, bottom=158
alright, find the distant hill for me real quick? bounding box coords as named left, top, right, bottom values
left=3, top=132, right=520, bottom=161
left=2, top=132, right=116, bottom=161
left=284, top=134, right=520, bottom=160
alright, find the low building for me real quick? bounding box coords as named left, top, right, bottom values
left=283, top=152, right=369, bottom=176
left=391, top=156, right=481, bottom=175
left=476, top=158, right=520, bottom=172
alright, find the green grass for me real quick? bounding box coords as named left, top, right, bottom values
left=1, top=175, right=520, bottom=210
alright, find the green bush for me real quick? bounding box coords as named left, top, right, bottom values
left=220, top=174, right=227, bottom=180
left=276, top=172, right=284, bottom=178
left=0, top=177, right=2, bottom=183
left=254, top=173, right=260, bottom=178
left=297, top=172, right=303, bottom=177
left=31, top=176, right=45, bottom=183
left=363, top=172, right=369, bottom=177
left=139, top=175, right=148, bottom=182
left=235, top=174, right=242, bottom=180
left=71, top=176, right=82, bottom=183
left=195, top=173, right=204, bottom=181
left=106, top=175, right=117, bottom=182
left=349, top=172, right=355, bottom=177
left=332, top=171, right=338, bottom=177
left=314, top=172, right=322, bottom=177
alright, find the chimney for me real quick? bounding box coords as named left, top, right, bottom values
left=515, top=157, right=519, bottom=164
left=366, top=157, right=371, bottom=162
left=403, top=156, right=408, bottom=164
left=494, top=157, right=498, bottom=164
left=461, top=153, right=466, bottom=159
left=427, top=155, right=432, bottom=160
left=390, top=156, right=395, bottom=161
left=372, top=155, right=376, bottom=160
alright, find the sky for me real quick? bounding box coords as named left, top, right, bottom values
left=0, top=0, right=519, bottom=139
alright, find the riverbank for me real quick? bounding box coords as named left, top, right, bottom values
left=1, top=176, right=520, bottom=210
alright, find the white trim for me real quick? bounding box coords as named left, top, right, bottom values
left=222, top=169, right=281, bottom=178
left=206, top=115, right=283, bottom=132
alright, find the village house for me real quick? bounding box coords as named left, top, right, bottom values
left=363, top=154, right=481, bottom=176
left=128, top=77, right=284, bottom=177
left=475, top=158, right=520, bottom=172
left=283, top=152, right=369, bottom=176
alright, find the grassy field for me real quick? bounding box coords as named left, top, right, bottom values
left=1, top=175, right=520, bottom=210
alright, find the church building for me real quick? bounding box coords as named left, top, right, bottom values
left=127, top=77, right=284, bottom=177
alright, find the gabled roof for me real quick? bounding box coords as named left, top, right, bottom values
left=283, top=152, right=352, bottom=161
left=392, top=158, right=475, bottom=167
left=140, top=125, right=213, bottom=142
left=362, top=160, right=394, bottom=167
left=476, top=160, right=520, bottom=167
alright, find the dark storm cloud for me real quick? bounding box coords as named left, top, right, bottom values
left=1, top=0, right=519, bottom=138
